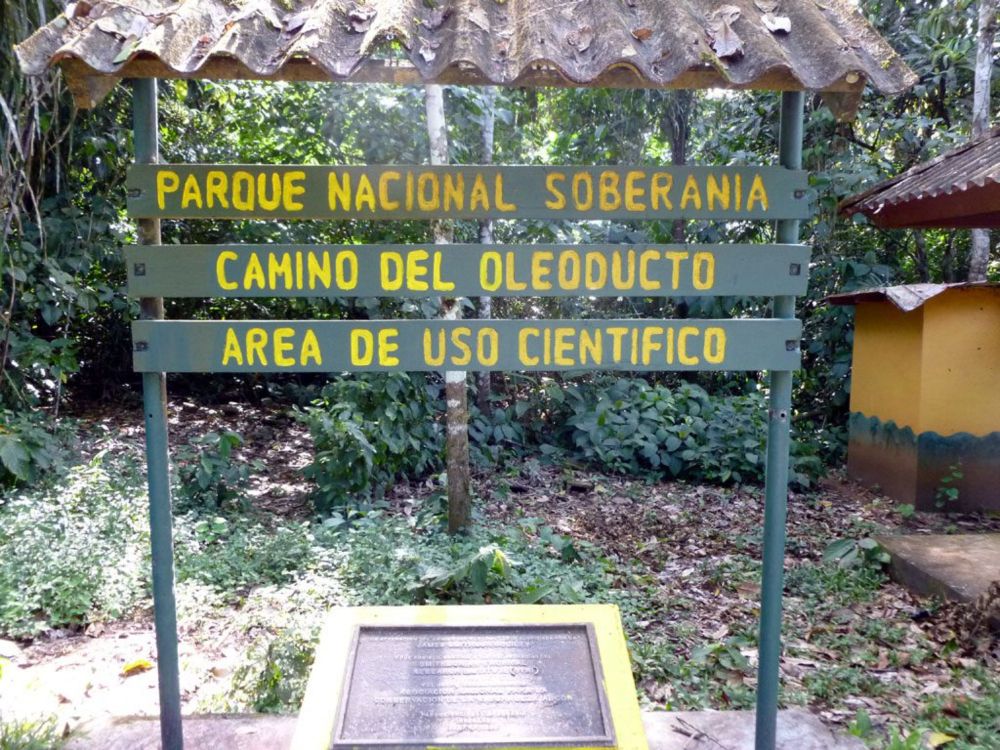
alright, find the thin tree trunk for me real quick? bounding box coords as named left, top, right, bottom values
left=663, top=91, right=694, bottom=244
left=969, top=0, right=996, bottom=281
left=425, top=84, right=471, bottom=533
left=476, top=86, right=496, bottom=413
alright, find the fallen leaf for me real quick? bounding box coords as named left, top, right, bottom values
left=754, top=0, right=779, bottom=11
left=928, top=732, right=956, bottom=748
left=762, top=13, right=791, bottom=33
left=707, top=5, right=743, bottom=59
left=467, top=6, right=489, bottom=30
left=631, top=27, right=652, bottom=41
left=121, top=657, right=153, bottom=677
left=347, top=5, right=376, bottom=33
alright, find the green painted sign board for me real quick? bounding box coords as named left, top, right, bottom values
left=131, top=319, right=801, bottom=373
left=125, top=243, right=810, bottom=298
left=126, top=165, right=810, bottom=220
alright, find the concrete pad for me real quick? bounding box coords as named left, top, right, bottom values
left=64, top=710, right=862, bottom=749
left=877, top=533, right=1000, bottom=602
left=643, top=709, right=863, bottom=750
left=65, top=715, right=296, bottom=750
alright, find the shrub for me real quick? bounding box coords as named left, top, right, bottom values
left=0, top=411, right=73, bottom=488
left=172, top=430, right=263, bottom=513
left=0, top=455, right=149, bottom=638
left=297, top=373, right=443, bottom=512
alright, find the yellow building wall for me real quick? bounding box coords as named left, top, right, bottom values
left=849, top=302, right=924, bottom=430
left=920, top=287, right=1000, bottom=437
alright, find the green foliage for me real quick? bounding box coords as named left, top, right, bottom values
left=172, top=430, right=263, bottom=513
left=174, top=516, right=317, bottom=595
left=0, top=455, right=149, bottom=638
left=500, top=378, right=826, bottom=487
left=823, top=537, right=891, bottom=570
left=297, top=373, right=443, bottom=512
left=934, top=462, right=964, bottom=510
left=0, top=411, right=72, bottom=487
left=0, top=715, right=63, bottom=750
left=227, top=628, right=317, bottom=714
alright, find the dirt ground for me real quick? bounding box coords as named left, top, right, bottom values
left=2, top=400, right=998, bottom=741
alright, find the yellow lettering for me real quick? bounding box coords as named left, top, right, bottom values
left=268, top=252, right=294, bottom=290
left=554, top=327, right=574, bottom=366
left=273, top=327, right=295, bottom=367
left=495, top=174, right=517, bottom=212
left=407, top=249, right=430, bottom=291
left=747, top=174, right=769, bottom=211
left=693, top=251, right=714, bottom=290
left=479, top=328, right=499, bottom=366
left=432, top=252, right=455, bottom=292
left=641, top=326, right=663, bottom=365
left=423, top=328, right=445, bottom=367
left=531, top=251, right=554, bottom=291
left=519, top=328, right=540, bottom=366
left=246, top=327, right=268, bottom=366
left=379, top=171, right=401, bottom=210
left=664, top=251, right=689, bottom=290
left=545, top=173, right=567, bottom=210
left=181, top=174, right=203, bottom=209
left=707, top=173, right=730, bottom=211
left=257, top=172, right=281, bottom=211
left=558, top=250, right=581, bottom=290
left=598, top=171, right=621, bottom=211
left=651, top=173, right=673, bottom=210
left=328, top=172, right=351, bottom=211
left=470, top=173, right=490, bottom=211
left=301, top=329, right=322, bottom=365
left=308, top=252, right=332, bottom=291
left=579, top=329, right=601, bottom=365
left=625, top=171, right=646, bottom=211
left=350, top=329, right=374, bottom=366
left=244, top=254, right=266, bottom=289
left=443, top=173, right=464, bottom=212
left=216, top=250, right=238, bottom=291
left=335, top=251, right=357, bottom=291
left=221, top=328, right=243, bottom=366
left=417, top=173, right=440, bottom=211
left=680, top=175, right=702, bottom=211
left=505, top=252, right=527, bottom=292
left=452, top=327, right=472, bottom=366
left=610, top=250, right=635, bottom=290
left=607, top=327, right=628, bottom=361
left=378, top=328, right=399, bottom=366
left=585, top=252, right=607, bottom=290
left=354, top=174, right=376, bottom=212
left=480, top=251, right=502, bottom=292
left=639, top=250, right=661, bottom=291
left=206, top=171, right=229, bottom=209
left=232, top=171, right=254, bottom=211
left=156, top=170, right=180, bottom=210
left=704, top=327, right=726, bottom=364
left=380, top=252, right=403, bottom=292
left=678, top=326, right=699, bottom=366
left=572, top=172, right=594, bottom=211
left=283, top=170, right=305, bottom=211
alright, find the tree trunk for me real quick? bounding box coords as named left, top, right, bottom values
left=424, top=84, right=471, bottom=533
left=663, top=91, right=694, bottom=244
left=476, top=86, right=497, bottom=413
left=969, top=0, right=996, bottom=281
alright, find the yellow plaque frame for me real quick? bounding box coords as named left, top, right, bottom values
left=292, top=604, right=648, bottom=750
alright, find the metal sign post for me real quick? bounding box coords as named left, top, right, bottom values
left=754, top=90, right=805, bottom=750
left=132, top=79, right=184, bottom=750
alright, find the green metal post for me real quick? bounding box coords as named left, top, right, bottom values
left=755, top=90, right=804, bottom=750
left=133, top=78, right=184, bottom=750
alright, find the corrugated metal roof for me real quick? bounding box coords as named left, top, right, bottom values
left=826, top=282, right=1000, bottom=312
left=840, top=127, right=1000, bottom=229
left=16, top=0, right=915, bottom=118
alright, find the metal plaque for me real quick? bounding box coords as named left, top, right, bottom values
left=334, top=624, right=614, bottom=748
left=124, top=243, right=811, bottom=299
left=126, top=164, right=810, bottom=220
left=130, top=318, right=802, bottom=373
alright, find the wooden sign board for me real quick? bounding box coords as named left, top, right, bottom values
left=125, top=243, right=810, bottom=298
left=127, top=165, right=810, bottom=220
left=291, top=605, right=648, bottom=750
left=131, top=318, right=801, bottom=373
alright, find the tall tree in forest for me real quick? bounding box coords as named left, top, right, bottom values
left=425, top=84, right=472, bottom=533
left=969, top=0, right=997, bottom=281
left=476, top=86, right=497, bottom=412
